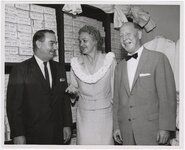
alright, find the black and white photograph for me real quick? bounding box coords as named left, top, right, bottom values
left=0, top=0, right=183, bottom=150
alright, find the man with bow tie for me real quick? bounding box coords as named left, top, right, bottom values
left=113, top=22, right=176, bottom=145
left=7, top=29, right=72, bottom=144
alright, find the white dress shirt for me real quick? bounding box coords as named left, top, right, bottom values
left=127, top=46, right=143, bottom=91
left=34, top=55, right=52, bottom=88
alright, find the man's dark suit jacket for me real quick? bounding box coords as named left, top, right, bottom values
left=7, top=56, right=72, bottom=144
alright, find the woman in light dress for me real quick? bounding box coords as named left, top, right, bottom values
left=66, top=25, right=116, bottom=145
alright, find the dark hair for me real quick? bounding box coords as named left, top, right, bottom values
left=33, top=29, right=55, bottom=52
left=78, top=25, right=103, bottom=52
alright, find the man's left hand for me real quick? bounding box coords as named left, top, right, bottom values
left=63, top=127, right=71, bottom=143
left=157, top=130, right=170, bottom=144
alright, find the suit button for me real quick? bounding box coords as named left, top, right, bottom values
left=129, top=106, right=133, bottom=108
left=128, top=118, right=131, bottom=121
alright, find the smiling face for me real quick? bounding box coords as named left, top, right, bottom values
left=35, top=32, right=57, bottom=62
left=120, top=22, right=142, bottom=54
left=78, top=32, right=97, bottom=55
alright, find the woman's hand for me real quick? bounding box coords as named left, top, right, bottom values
left=65, top=84, right=78, bottom=99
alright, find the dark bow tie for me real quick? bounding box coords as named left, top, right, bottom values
left=125, top=53, right=138, bottom=61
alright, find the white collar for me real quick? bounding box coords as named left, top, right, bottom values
left=71, top=52, right=115, bottom=84
left=128, top=46, right=143, bottom=61
left=136, top=46, right=143, bottom=60
left=34, top=55, right=45, bottom=66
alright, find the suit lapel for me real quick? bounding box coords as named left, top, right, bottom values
left=131, top=49, right=148, bottom=92
left=31, top=56, right=51, bottom=92
left=122, top=60, right=130, bottom=95
left=49, top=60, right=58, bottom=107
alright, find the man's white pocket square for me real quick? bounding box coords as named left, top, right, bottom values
left=59, top=78, right=65, bottom=82
left=139, top=73, right=151, bottom=77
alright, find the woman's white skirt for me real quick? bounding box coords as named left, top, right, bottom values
left=76, top=106, right=113, bottom=145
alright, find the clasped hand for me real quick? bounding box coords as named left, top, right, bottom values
left=65, top=84, right=78, bottom=99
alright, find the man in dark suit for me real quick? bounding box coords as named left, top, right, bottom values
left=7, top=29, right=72, bottom=144
left=113, top=22, right=176, bottom=145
